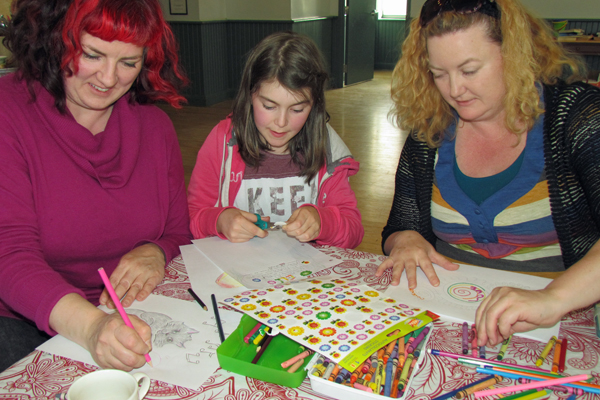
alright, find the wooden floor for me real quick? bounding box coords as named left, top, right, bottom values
left=160, top=70, right=408, bottom=255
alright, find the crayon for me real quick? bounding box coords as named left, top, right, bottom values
left=365, top=354, right=377, bottom=382
left=281, top=349, right=314, bottom=368
left=249, top=324, right=265, bottom=343
left=552, top=340, right=562, bottom=373
left=335, top=368, right=351, bottom=383
left=397, top=353, right=414, bottom=391
left=462, top=322, right=469, bottom=354
left=353, top=383, right=373, bottom=393
left=471, top=324, right=479, bottom=358
left=479, top=345, right=486, bottom=359
left=398, top=336, right=406, bottom=368
left=350, top=363, right=364, bottom=384
left=244, top=322, right=263, bottom=344
left=384, top=354, right=395, bottom=396
left=558, top=338, right=567, bottom=373
left=498, top=335, right=512, bottom=360
left=455, top=375, right=503, bottom=399
left=328, top=364, right=341, bottom=381
left=536, top=336, right=557, bottom=366
left=384, top=339, right=396, bottom=364
left=375, top=349, right=385, bottom=393
left=322, top=362, right=336, bottom=380
left=413, top=333, right=428, bottom=358
left=362, top=358, right=372, bottom=374
left=287, top=358, right=305, bottom=373
left=311, top=364, right=326, bottom=377
left=309, top=355, right=325, bottom=375
left=253, top=326, right=270, bottom=345
left=408, top=324, right=431, bottom=354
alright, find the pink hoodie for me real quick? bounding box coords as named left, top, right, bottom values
left=188, top=117, right=363, bottom=248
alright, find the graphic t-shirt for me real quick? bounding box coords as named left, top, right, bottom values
left=233, top=152, right=317, bottom=222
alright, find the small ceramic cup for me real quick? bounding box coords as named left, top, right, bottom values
left=67, top=369, right=150, bottom=400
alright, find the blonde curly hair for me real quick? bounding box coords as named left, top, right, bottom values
left=391, top=0, right=586, bottom=147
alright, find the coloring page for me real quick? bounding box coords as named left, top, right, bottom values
left=37, top=294, right=243, bottom=389
left=192, top=230, right=339, bottom=289
left=383, top=263, right=560, bottom=342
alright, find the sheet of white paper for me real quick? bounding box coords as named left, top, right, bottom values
left=180, top=243, right=244, bottom=301
left=383, top=263, right=560, bottom=343
left=192, top=231, right=339, bottom=288
left=37, top=294, right=242, bottom=389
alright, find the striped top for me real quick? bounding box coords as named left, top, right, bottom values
left=431, top=115, right=563, bottom=266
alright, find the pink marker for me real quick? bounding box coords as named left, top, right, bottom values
left=98, top=268, right=153, bottom=366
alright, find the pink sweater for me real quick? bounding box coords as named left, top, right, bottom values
left=0, top=76, right=192, bottom=334
left=187, top=117, right=364, bottom=248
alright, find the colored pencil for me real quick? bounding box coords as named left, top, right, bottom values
left=187, top=288, right=208, bottom=311
left=211, top=294, right=225, bottom=343
left=429, top=349, right=552, bottom=373
left=473, top=369, right=590, bottom=397
left=251, top=333, right=274, bottom=364
left=430, top=375, right=505, bottom=400
left=512, top=389, right=550, bottom=400
left=478, top=365, right=600, bottom=394
left=98, top=268, right=152, bottom=367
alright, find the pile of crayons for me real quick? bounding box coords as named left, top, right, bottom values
left=309, top=323, right=433, bottom=398
left=428, top=334, right=600, bottom=400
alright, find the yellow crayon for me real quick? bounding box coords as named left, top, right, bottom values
left=536, top=336, right=557, bottom=366
left=397, top=353, right=414, bottom=391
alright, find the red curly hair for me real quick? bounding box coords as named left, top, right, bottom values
left=61, top=0, right=187, bottom=108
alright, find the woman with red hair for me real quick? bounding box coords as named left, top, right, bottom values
left=0, top=0, right=191, bottom=371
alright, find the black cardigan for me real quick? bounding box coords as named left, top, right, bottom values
left=382, top=82, right=600, bottom=269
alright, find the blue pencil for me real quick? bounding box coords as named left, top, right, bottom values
left=430, top=375, right=500, bottom=400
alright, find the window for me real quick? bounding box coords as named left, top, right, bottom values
left=377, top=0, right=407, bottom=19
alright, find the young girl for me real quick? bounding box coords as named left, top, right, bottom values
left=187, top=31, right=363, bottom=249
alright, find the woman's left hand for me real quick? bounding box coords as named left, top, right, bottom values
left=99, top=243, right=166, bottom=308
left=475, top=286, right=564, bottom=347
left=283, top=206, right=321, bottom=242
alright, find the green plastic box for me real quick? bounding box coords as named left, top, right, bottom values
left=216, top=314, right=309, bottom=388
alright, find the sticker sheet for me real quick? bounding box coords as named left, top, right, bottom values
left=222, top=278, right=423, bottom=363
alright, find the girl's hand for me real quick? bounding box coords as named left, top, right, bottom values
left=376, top=231, right=459, bottom=288
left=216, top=209, right=268, bottom=243
left=475, top=287, right=564, bottom=347
left=86, top=310, right=153, bottom=370
left=283, top=206, right=321, bottom=242
left=99, top=243, right=166, bottom=309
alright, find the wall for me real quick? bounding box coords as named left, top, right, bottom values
left=0, top=0, right=10, bottom=57
left=409, top=0, right=600, bottom=19
left=158, top=0, right=337, bottom=21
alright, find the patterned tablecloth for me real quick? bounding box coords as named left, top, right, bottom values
left=1, top=246, right=598, bottom=400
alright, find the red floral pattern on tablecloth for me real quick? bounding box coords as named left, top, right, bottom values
left=1, top=250, right=600, bottom=400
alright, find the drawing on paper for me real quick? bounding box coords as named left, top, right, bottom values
left=127, top=309, right=199, bottom=348
left=446, top=283, right=486, bottom=303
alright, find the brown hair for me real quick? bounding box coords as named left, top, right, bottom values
left=391, top=0, right=586, bottom=147
left=231, top=31, right=329, bottom=182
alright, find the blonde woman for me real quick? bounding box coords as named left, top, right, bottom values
left=377, top=0, right=600, bottom=345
